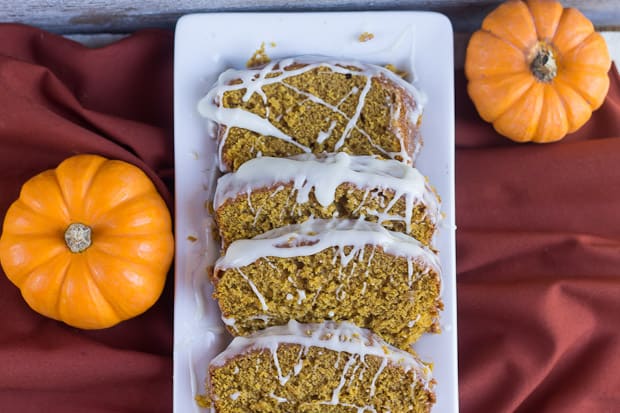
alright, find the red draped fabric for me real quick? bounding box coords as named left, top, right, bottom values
left=0, top=25, right=174, bottom=413
left=0, top=23, right=618, bottom=412
left=455, top=64, right=620, bottom=412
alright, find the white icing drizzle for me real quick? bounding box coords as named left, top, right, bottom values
left=271, top=344, right=291, bottom=386
left=334, top=353, right=342, bottom=369
left=369, top=358, right=388, bottom=397
left=211, top=320, right=431, bottom=381
left=197, top=56, right=425, bottom=171
left=252, top=206, right=263, bottom=225
left=215, top=218, right=440, bottom=275
left=235, top=268, right=269, bottom=311
left=408, top=315, right=421, bottom=328
left=283, top=84, right=349, bottom=121
left=348, top=360, right=362, bottom=389
left=338, top=86, right=360, bottom=108
left=216, top=109, right=312, bottom=154
left=269, top=392, right=288, bottom=403
left=296, top=289, right=307, bottom=305
left=330, top=354, right=358, bottom=404
left=221, top=315, right=239, bottom=334
left=407, top=259, right=414, bottom=287
left=245, top=188, right=255, bottom=214
left=352, top=189, right=372, bottom=215
left=311, top=286, right=322, bottom=306
left=335, top=77, right=373, bottom=150
left=214, top=152, right=440, bottom=237
left=317, top=119, right=338, bottom=144
left=293, top=359, right=304, bottom=376
left=211, top=321, right=433, bottom=410
left=310, top=401, right=377, bottom=413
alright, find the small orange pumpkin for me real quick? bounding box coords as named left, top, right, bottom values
left=465, top=0, right=611, bottom=142
left=0, top=154, right=174, bottom=329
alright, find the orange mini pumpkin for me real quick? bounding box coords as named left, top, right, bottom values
left=465, top=0, right=611, bottom=142
left=0, top=154, right=174, bottom=329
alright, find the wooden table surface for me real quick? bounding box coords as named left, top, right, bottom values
left=1, top=0, right=619, bottom=34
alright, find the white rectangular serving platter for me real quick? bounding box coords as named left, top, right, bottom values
left=173, top=11, right=457, bottom=413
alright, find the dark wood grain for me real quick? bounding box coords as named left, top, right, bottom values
left=0, top=0, right=618, bottom=34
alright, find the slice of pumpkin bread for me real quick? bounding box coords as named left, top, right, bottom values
left=198, top=57, right=425, bottom=172
left=207, top=320, right=436, bottom=413
left=213, top=152, right=441, bottom=250
left=212, top=218, right=442, bottom=350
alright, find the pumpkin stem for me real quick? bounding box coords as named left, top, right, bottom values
left=530, top=42, right=557, bottom=82
left=64, top=223, right=92, bottom=253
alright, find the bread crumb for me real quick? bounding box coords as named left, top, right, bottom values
left=195, top=394, right=212, bottom=408
left=187, top=235, right=198, bottom=242
left=358, top=32, right=375, bottom=42
left=205, top=200, right=214, bottom=214
left=384, top=64, right=408, bottom=79
left=246, top=42, right=271, bottom=68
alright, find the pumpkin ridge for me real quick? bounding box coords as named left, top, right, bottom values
left=553, top=79, right=592, bottom=132
left=78, top=156, right=112, bottom=216
left=53, top=168, right=79, bottom=222
left=522, top=82, right=546, bottom=140
left=470, top=75, right=536, bottom=123
left=523, top=1, right=540, bottom=43
left=471, top=73, right=536, bottom=121
left=21, top=252, right=72, bottom=319
left=88, top=243, right=164, bottom=275
left=495, top=81, right=545, bottom=141
left=54, top=254, right=76, bottom=320
left=91, top=195, right=172, bottom=238
left=4, top=239, right=67, bottom=285
left=4, top=201, right=67, bottom=236
left=558, top=33, right=611, bottom=72
left=533, top=85, right=568, bottom=141
left=17, top=174, right=70, bottom=225
left=83, top=254, right=129, bottom=320
left=17, top=203, right=67, bottom=231
left=55, top=155, right=108, bottom=220
left=552, top=32, right=586, bottom=58
left=58, top=257, right=121, bottom=326
left=552, top=82, right=571, bottom=128
left=89, top=190, right=162, bottom=223
left=546, top=8, right=562, bottom=41
left=527, top=0, right=564, bottom=41
left=554, top=75, right=597, bottom=108
left=551, top=8, right=595, bottom=54
left=92, top=229, right=169, bottom=238
left=91, top=233, right=174, bottom=264
left=481, top=0, right=537, bottom=51
left=479, top=28, right=529, bottom=58
left=560, top=65, right=612, bottom=76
